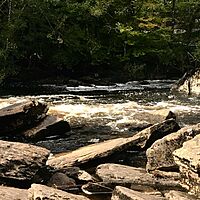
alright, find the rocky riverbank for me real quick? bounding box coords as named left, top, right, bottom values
left=1, top=99, right=200, bottom=199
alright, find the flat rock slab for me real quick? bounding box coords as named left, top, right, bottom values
left=146, top=123, right=200, bottom=172
left=164, top=190, right=198, bottom=200
left=0, top=100, right=48, bottom=134
left=28, top=183, right=90, bottom=200
left=96, top=164, right=181, bottom=190
left=111, top=186, right=165, bottom=200
left=0, top=140, right=50, bottom=181
left=173, top=134, right=200, bottom=196
left=47, top=119, right=179, bottom=169
left=0, top=185, right=28, bottom=200
left=22, top=115, right=71, bottom=141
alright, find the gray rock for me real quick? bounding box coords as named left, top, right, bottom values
left=146, top=123, right=200, bottom=172
left=47, top=172, right=77, bottom=191
left=0, top=185, right=28, bottom=200
left=0, top=140, right=50, bottom=181
left=173, top=134, right=200, bottom=197
left=47, top=119, right=179, bottom=169
left=28, top=183, right=90, bottom=200
left=22, top=115, right=71, bottom=141
left=0, top=100, right=48, bottom=135
left=96, top=163, right=182, bottom=191
left=111, top=186, right=165, bottom=200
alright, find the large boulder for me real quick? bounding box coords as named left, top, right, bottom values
left=111, top=186, right=165, bottom=200
left=47, top=119, right=179, bottom=169
left=171, top=68, right=200, bottom=95
left=0, top=140, right=50, bottom=182
left=28, top=183, right=90, bottom=200
left=96, top=164, right=182, bottom=191
left=173, top=134, right=200, bottom=197
left=0, top=185, right=28, bottom=200
left=0, top=100, right=48, bottom=135
left=22, top=115, right=71, bottom=141
left=146, top=123, right=200, bottom=172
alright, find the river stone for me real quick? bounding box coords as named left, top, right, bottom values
left=28, top=183, right=90, bottom=200
left=96, top=163, right=182, bottom=190
left=171, top=68, right=200, bottom=95
left=47, top=119, right=179, bottom=169
left=22, top=115, right=71, bottom=141
left=47, top=172, right=77, bottom=190
left=0, top=100, right=48, bottom=134
left=164, top=190, right=198, bottom=200
left=0, top=140, right=50, bottom=181
left=173, top=134, right=200, bottom=197
left=111, top=186, right=165, bottom=200
left=0, top=185, right=28, bottom=200
left=146, top=123, right=200, bottom=172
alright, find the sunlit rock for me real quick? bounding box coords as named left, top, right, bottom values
left=164, top=190, right=198, bottom=200
left=0, top=185, right=28, bottom=200
left=28, top=184, right=90, bottom=200
left=0, top=99, right=48, bottom=135
left=173, top=134, right=200, bottom=197
left=0, top=140, right=50, bottom=183
left=47, top=119, right=179, bottom=169
left=96, top=164, right=181, bottom=191
left=146, top=123, right=200, bottom=172
left=171, top=68, right=200, bottom=95
left=111, top=186, right=165, bottom=200
left=22, top=115, right=71, bottom=141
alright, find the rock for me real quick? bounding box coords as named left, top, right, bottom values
left=0, top=140, right=50, bottom=182
left=28, top=183, right=90, bottom=200
left=111, top=186, right=165, bottom=200
left=173, top=134, right=200, bottom=196
left=82, top=182, right=113, bottom=195
left=77, top=170, right=96, bottom=182
left=171, top=68, right=200, bottom=95
left=96, top=164, right=182, bottom=191
left=0, top=185, right=28, bottom=200
left=146, top=123, right=200, bottom=172
left=47, top=119, right=179, bottom=169
left=0, top=100, right=48, bottom=135
left=47, top=172, right=77, bottom=191
left=22, top=115, right=71, bottom=141
left=164, top=190, right=198, bottom=200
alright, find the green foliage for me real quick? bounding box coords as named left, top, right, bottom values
left=0, top=0, right=199, bottom=83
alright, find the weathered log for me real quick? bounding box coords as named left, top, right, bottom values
left=96, top=164, right=182, bottom=191
left=0, top=100, right=48, bottom=134
left=28, top=183, right=90, bottom=200
left=0, top=140, right=50, bottom=182
left=0, top=185, right=28, bottom=200
left=22, top=115, right=71, bottom=141
left=146, top=123, right=200, bottom=172
left=111, top=186, right=165, bottom=200
left=173, top=134, right=200, bottom=197
left=47, top=119, right=179, bottom=169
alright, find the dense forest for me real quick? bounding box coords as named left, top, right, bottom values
left=0, top=0, right=200, bottom=85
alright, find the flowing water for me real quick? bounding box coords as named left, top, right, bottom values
left=1, top=80, right=200, bottom=153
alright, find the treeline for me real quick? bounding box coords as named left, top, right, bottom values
left=0, top=0, right=200, bottom=84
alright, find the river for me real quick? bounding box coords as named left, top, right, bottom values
left=1, top=80, right=200, bottom=153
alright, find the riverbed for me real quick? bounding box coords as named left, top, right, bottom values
left=1, top=80, right=200, bottom=153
